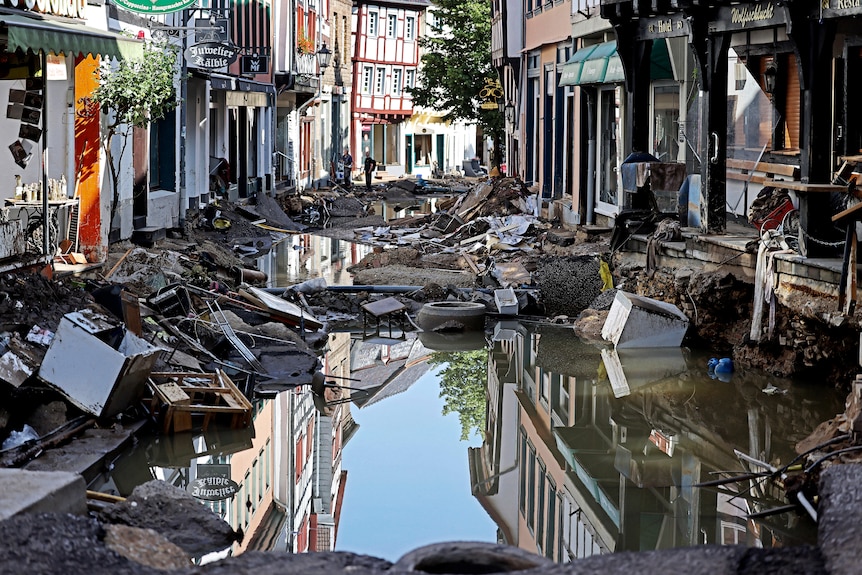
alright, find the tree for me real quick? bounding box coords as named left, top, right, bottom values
left=428, top=349, right=487, bottom=440
left=411, top=0, right=504, bottom=168
left=91, top=42, right=181, bottom=232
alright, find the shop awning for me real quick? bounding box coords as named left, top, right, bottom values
left=559, top=39, right=674, bottom=88
left=577, top=41, right=620, bottom=85
left=558, top=43, right=598, bottom=87
left=2, top=13, right=144, bottom=60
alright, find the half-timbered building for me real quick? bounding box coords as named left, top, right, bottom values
left=351, top=0, right=429, bottom=175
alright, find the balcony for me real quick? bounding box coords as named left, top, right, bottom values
left=295, top=52, right=316, bottom=76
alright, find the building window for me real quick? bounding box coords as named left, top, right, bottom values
left=526, top=0, right=533, bottom=12
left=406, top=69, right=415, bottom=89
left=405, top=16, right=415, bottom=40
left=368, top=11, right=378, bottom=36
left=375, top=67, right=386, bottom=94
left=392, top=68, right=403, bottom=95
left=362, top=66, right=373, bottom=94
left=387, top=14, right=397, bottom=37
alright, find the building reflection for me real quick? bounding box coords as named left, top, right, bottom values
left=471, top=320, right=828, bottom=562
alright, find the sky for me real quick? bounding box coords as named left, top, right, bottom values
left=337, top=365, right=497, bottom=562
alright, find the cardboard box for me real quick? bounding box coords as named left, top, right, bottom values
left=38, top=309, right=163, bottom=418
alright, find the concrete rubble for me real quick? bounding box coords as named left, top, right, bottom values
left=3, top=465, right=862, bottom=574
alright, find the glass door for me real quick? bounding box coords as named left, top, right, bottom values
left=597, top=86, right=621, bottom=213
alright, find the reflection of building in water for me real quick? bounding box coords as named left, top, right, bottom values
left=259, top=233, right=373, bottom=287
left=349, top=333, right=432, bottom=407
left=471, top=321, right=802, bottom=563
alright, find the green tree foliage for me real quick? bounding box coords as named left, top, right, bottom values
left=428, top=350, right=487, bottom=441
left=411, top=1, right=503, bottom=166
left=91, top=42, right=180, bottom=229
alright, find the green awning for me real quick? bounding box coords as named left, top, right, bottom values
left=2, top=13, right=144, bottom=60
left=559, top=44, right=598, bottom=87
left=578, top=41, right=619, bottom=84
left=559, top=39, right=675, bottom=88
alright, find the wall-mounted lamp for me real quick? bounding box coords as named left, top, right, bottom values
left=317, top=43, right=332, bottom=72
left=505, top=103, right=515, bottom=124
left=763, top=59, right=778, bottom=95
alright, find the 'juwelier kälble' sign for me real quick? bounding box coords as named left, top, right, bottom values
left=186, top=42, right=239, bottom=69
left=189, top=476, right=239, bottom=501
left=114, top=0, right=195, bottom=15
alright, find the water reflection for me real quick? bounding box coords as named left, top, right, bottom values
left=91, top=235, right=844, bottom=563
left=477, top=321, right=841, bottom=560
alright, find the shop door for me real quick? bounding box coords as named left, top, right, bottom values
left=597, top=87, right=620, bottom=211
left=406, top=135, right=414, bottom=173
left=436, top=134, right=444, bottom=172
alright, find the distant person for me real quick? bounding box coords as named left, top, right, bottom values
left=341, top=147, right=353, bottom=189
left=363, top=151, right=377, bottom=193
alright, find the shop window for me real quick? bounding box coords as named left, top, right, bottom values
left=652, top=83, right=680, bottom=162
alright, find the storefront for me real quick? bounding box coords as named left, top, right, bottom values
left=0, top=12, right=143, bottom=262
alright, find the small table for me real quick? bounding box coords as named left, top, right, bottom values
left=361, top=297, right=408, bottom=338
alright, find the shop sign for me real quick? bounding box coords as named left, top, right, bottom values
left=478, top=77, right=502, bottom=111
left=189, top=476, right=239, bottom=501
left=713, top=1, right=785, bottom=32
left=821, top=0, right=862, bottom=18
left=3, top=0, right=88, bottom=20
left=241, top=55, right=269, bottom=75
left=186, top=42, right=239, bottom=69
left=637, top=15, right=689, bottom=40
left=113, top=0, right=195, bottom=15
left=189, top=464, right=238, bottom=501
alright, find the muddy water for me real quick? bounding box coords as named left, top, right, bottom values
left=91, top=236, right=845, bottom=563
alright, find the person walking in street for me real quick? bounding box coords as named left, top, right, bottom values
left=363, top=151, right=377, bottom=193
left=341, top=147, right=353, bottom=189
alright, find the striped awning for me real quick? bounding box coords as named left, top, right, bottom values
left=2, top=13, right=144, bottom=60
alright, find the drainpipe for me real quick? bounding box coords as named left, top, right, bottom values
left=585, top=90, right=596, bottom=225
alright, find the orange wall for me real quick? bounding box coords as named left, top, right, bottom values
left=74, top=56, right=103, bottom=262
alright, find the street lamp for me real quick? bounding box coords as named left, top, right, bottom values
left=317, top=43, right=332, bottom=72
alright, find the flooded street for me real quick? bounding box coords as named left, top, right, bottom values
left=90, top=235, right=845, bottom=563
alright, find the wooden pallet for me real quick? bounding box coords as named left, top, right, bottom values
left=148, top=370, right=253, bottom=434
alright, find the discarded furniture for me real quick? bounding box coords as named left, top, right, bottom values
left=461, top=159, right=487, bottom=178
left=726, top=159, right=800, bottom=186
left=601, top=291, right=689, bottom=348
left=147, top=370, right=252, bottom=434
left=494, top=288, right=518, bottom=315
left=361, top=297, right=408, bottom=338
left=832, top=200, right=862, bottom=315
left=238, top=286, right=323, bottom=331
left=39, top=309, right=163, bottom=418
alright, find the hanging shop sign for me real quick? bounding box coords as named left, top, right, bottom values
left=113, top=0, right=196, bottom=15
left=189, top=464, right=239, bottom=501
left=478, top=77, right=503, bottom=110
left=186, top=42, right=240, bottom=69
left=241, top=55, right=269, bottom=75
left=189, top=476, right=239, bottom=501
